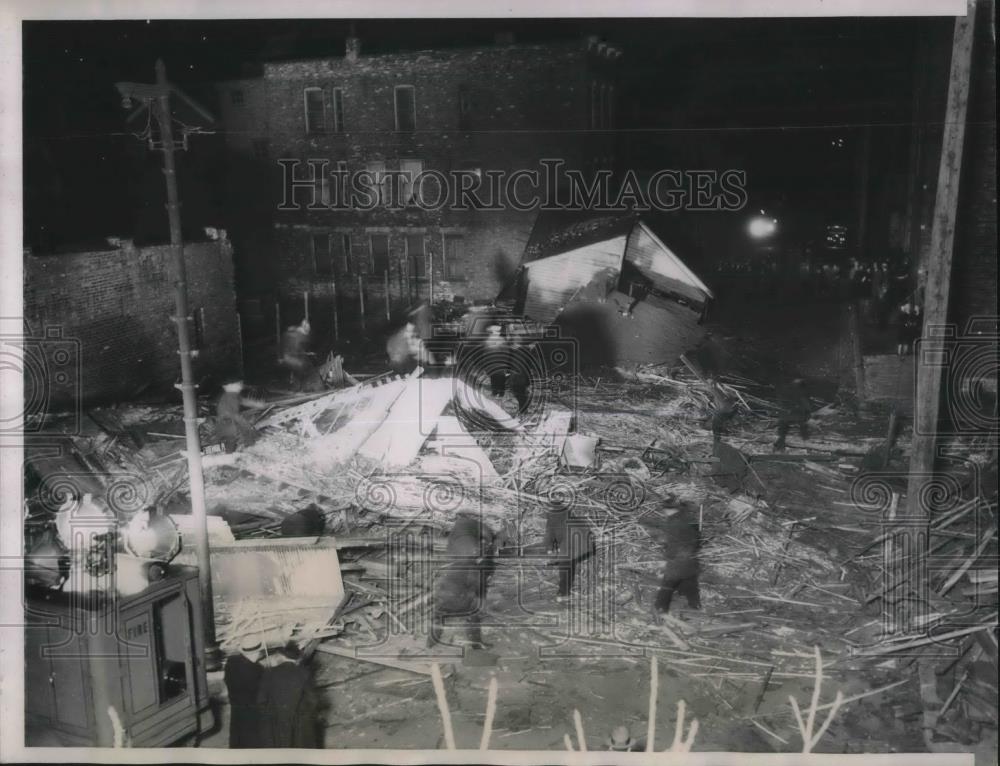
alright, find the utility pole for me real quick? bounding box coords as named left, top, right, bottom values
left=902, top=1, right=976, bottom=631
left=117, top=60, right=221, bottom=670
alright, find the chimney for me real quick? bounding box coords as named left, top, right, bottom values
left=345, top=36, right=361, bottom=62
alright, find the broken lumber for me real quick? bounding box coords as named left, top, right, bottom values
left=315, top=643, right=433, bottom=675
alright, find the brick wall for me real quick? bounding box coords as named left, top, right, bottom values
left=216, top=39, right=619, bottom=311
left=23, top=239, right=242, bottom=405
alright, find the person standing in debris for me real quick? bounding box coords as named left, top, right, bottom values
left=216, top=380, right=260, bottom=453
left=223, top=638, right=265, bottom=748
left=482, top=324, right=509, bottom=397
left=255, top=643, right=321, bottom=748
left=707, top=375, right=737, bottom=443
left=507, top=328, right=533, bottom=416
left=280, top=318, right=323, bottom=392
left=774, top=378, right=812, bottom=451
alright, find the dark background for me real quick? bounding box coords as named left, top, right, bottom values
left=22, top=17, right=942, bottom=254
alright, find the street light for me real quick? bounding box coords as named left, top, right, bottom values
left=748, top=212, right=779, bottom=239
left=115, top=60, right=221, bottom=671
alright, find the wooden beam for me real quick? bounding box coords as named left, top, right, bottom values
left=906, top=0, right=977, bottom=520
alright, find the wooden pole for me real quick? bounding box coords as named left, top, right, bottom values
left=384, top=269, right=391, bottom=321
left=903, top=0, right=976, bottom=621
left=304, top=290, right=310, bottom=321
left=153, top=59, right=220, bottom=667
left=358, top=274, right=366, bottom=332
left=332, top=279, right=339, bottom=341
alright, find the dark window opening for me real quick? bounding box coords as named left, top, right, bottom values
left=313, top=233, right=333, bottom=276
left=370, top=233, right=390, bottom=276
left=304, top=88, right=325, bottom=134
left=230, top=89, right=244, bottom=106
left=333, top=233, right=352, bottom=276
left=444, top=235, right=464, bottom=280
left=332, top=87, right=345, bottom=133
left=252, top=139, right=269, bottom=160
left=406, top=234, right=426, bottom=278
left=395, top=86, right=416, bottom=133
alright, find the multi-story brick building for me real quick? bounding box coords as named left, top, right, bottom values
left=215, top=35, right=621, bottom=340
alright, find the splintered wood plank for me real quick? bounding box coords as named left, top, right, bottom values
left=357, top=378, right=455, bottom=468
left=315, top=643, right=434, bottom=675
left=423, top=415, right=499, bottom=480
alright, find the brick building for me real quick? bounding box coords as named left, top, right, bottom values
left=23, top=238, right=242, bottom=405
left=215, top=35, right=621, bottom=340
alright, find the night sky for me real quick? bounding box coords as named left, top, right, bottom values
left=22, top=17, right=942, bottom=252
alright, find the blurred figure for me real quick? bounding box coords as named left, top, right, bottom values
left=280, top=319, right=323, bottom=392
left=216, top=380, right=260, bottom=453
left=774, top=378, right=812, bottom=451
left=896, top=300, right=923, bottom=356
left=386, top=321, right=421, bottom=374
left=708, top=375, right=737, bottom=443
left=483, top=324, right=509, bottom=396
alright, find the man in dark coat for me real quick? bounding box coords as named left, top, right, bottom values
left=774, top=378, right=812, bottom=451
left=223, top=639, right=265, bottom=748
left=255, top=643, right=321, bottom=748
left=280, top=319, right=324, bottom=392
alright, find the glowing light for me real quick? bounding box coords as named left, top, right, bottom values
left=748, top=216, right=778, bottom=239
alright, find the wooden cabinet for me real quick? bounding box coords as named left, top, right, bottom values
left=25, top=565, right=210, bottom=747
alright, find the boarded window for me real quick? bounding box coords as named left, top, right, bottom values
left=313, top=233, right=333, bottom=276
left=406, top=234, right=426, bottom=278
left=444, top=234, right=464, bottom=280
left=332, top=87, right=345, bottom=133
left=370, top=234, right=390, bottom=276
left=332, top=233, right=352, bottom=276
left=304, top=88, right=325, bottom=134
left=394, top=86, right=416, bottom=132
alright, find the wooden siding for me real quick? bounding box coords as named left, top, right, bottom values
left=521, top=234, right=627, bottom=322
left=625, top=222, right=713, bottom=304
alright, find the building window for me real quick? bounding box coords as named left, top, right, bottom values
left=313, top=233, right=333, bottom=276
left=304, top=87, right=325, bottom=134
left=230, top=89, right=244, bottom=106
left=365, top=161, right=387, bottom=204
left=394, top=85, right=416, bottom=132
left=332, top=87, right=345, bottom=133
left=443, top=234, right=464, bottom=280
left=406, top=234, right=426, bottom=278
left=400, top=159, right=423, bottom=205
left=252, top=139, right=269, bottom=160
left=313, top=174, right=330, bottom=206
left=370, top=234, right=390, bottom=276
left=332, top=233, right=352, bottom=276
